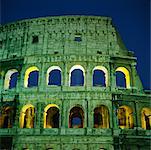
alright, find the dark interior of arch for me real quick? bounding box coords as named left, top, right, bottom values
left=116, top=71, right=126, bottom=88
left=118, top=108, right=126, bottom=126
left=94, top=107, right=103, bottom=127
left=145, top=115, right=151, bottom=130
left=28, top=71, right=39, bottom=87
left=48, top=70, right=61, bottom=86
left=46, top=107, right=59, bottom=128
left=69, top=107, right=84, bottom=128
left=93, top=70, right=106, bottom=86
left=71, top=69, right=84, bottom=86
left=9, top=72, right=19, bottom=89
left=0, top=107, right=15, bottom=128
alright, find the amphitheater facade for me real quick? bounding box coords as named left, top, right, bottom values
left=0, top=16, right=150, bottom=150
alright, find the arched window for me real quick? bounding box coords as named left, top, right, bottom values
left=0, top=107, right=14, bottom=128
left=24, top=66, right=39, bottom=87
left=4, top=69, right=19, bottom=89
left=115, top=67, right=130, bottom=89
left=93, top=66, right=108, bottom=87
left=141, top=108, right=151, bottom=130
left=69, top=106, right=84, bottom=128
left=94, top=105, right=109, bottom=128
left=118, top=105, right=134, bottom=129
left=69, top=65, right=85, bottom=86
left=46, top=66, right=61, bottom=86
left=20, top=104, right=35, bottom=128
left=44, top=104, right=60, bottom=128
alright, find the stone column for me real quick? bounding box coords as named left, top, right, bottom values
left=0, top=71, right=4, bottom=91
left=112, top=101, right=119, bottom=129
left=110, top=63, right=116, bottom=91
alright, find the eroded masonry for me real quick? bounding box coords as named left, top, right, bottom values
left=0, top=16, right=150, bottom=150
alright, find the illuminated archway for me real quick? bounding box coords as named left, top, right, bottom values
left=115, top=67, right=130, bottom=89
left=69, top=65, right=85, bottom=86
left=118, top=105, right=134, bottom=129
left=4, top=69, right=18, bottom=89
left=24, top=66, right=39, bottom=87
left=94, top=105, right=109, bottom=128
left=69, top=106, right=84, bottom=128
left=44, top=104, right=60, bottom=128
left=93, top=66, right=108, bottom=87
left=20, top=104, right=35, bottom=128
left=0, top=106, right=14, bottom=128
left=141, top=108, right=151, bottom=130
left=46, top=66, right=61, bottom=86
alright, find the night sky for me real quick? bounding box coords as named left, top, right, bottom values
left=1, top=0, right=150, bottom=90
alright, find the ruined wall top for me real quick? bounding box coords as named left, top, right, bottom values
left=0, top=16, right=133, bottom=60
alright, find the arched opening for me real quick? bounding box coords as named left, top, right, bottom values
left=20, top=104, right=35, bottom=128
left=118, top=105, right=134, bottom=129
left=47, top=66, right=61, bottom=86
left=116, top=71, right=126, bottom=88
left=44, top=104, right=60, bottom=128
left=69, top=65, right=85, bottom=86
left=0, top=107, right=14, bottom=128
left=4, top=69, right=18, bottom=89
left=24, top=66, right=39, bottom=88
left=115, top=67, right=130, bottom=89
left=94, top=105, right=109, bottom=128
left=141, top=108, right=151, bottom=130
left=69, top=106, right=84, bottom=128
left=93, top=66, right=108, bottom=87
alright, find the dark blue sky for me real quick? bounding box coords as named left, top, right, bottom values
left=1, top=0, right=150, bottom=89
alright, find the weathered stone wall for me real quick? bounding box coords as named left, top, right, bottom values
left=0, top=16, right=150, bottom=150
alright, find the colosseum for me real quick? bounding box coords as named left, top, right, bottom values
left=0, top=16, right=150, bottom=150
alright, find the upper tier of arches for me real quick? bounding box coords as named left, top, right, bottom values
left=2, top=65, right=131, bottom=90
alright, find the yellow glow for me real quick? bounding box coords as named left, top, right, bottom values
left=43, top=104, right=59, bottom=128
left=4, top=69, right=18, bottom=89
left=116, top=67, right=130, bottom=89
left=20, top=104, right=35, bottom=128
left=0, top=106, right=13, bottom=128
left=24, top=66, right=39, bottom=87
left=141, top=107, right=151, bottom=130
left=93, top=66, right=108, bottom=87
left=69, top=65, right=85, bottom=86
left=118, top=105, right=134, bottom=129
left=46, top=66, right=62, bottom=85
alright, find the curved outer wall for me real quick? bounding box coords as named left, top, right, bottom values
left=0, top=16, right=150, bottom=150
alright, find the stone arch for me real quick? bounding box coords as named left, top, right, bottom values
left=4, top=69, right=18, bottom=89
left=69, top=106, right=84, bottom=128
left=93, top=105, right=110, bottom=128
left=20, top=104, right=35, bottom=128
left=43, top=104, right=60, bottom=128
left=24, top=66, right=39, bottom=87
left=115, top=67, right=130, bottom=89
left=0, top=106, right=14, bottom=128
left=69, top=65, right=85, bottom=86
left=141, top=107, right=151, bottom=130
left=117, top=105, right=134, bottom=129
left=46, top=66, right=62, bottom=86
left=93, top=66, right=108, bottom=87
